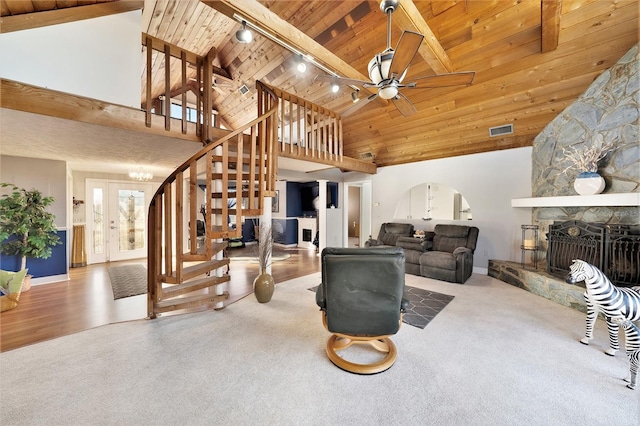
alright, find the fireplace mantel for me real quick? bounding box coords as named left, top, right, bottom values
left=511, top=192, right=639, bottom=208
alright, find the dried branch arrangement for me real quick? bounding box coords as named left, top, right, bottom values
left=257, top=222, right=273, bottom=272
left=561, top=134, right=617, bottom=174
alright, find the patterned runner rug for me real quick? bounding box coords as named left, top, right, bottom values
left=107, top=264, right=147, bottom=300
left=308, top=285, right=454, bottom=329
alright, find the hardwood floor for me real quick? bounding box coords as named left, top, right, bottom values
left=0, top=245, right=320, bottom=352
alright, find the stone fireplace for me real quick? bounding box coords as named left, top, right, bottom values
left=489, top=45, right=639, bottom=311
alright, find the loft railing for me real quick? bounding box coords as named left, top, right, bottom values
left=264, top=83, right=343, bottom=162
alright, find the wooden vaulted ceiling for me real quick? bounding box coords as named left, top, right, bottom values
left=2, top=0, right=638, bottom=168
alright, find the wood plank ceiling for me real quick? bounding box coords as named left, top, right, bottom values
left=2, top=0, right=638, bottom=168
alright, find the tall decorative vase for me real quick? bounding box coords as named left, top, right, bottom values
left=253, top=270, right=275, bottom=303
left=573, top=171, right=605, bottom=196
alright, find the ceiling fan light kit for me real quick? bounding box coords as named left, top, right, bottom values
left=235, top=20, right=252, bottom=43
left=315, top=0, right=476, bottom=117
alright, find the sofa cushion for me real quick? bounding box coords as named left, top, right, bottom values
left=436, top=225, right=470, bottom=238
left=420, top=251, right=456, bottom=270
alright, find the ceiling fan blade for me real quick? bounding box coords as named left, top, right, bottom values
left=314, top=74, right=375, bottom=88
left=392, top=92, right=417, bottom=117
left=410, top=71, right=476, bottom=88
left=341, top=93, right=378, bottom=117
left=389, top=31, right=424, bottom=79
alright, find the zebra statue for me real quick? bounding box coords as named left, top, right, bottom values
left=612, top=317, right=639, bottom=390
left=566, top=260, right=640, bottom=356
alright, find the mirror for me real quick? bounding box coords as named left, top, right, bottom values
left=394, top=183, right=472, bottom=221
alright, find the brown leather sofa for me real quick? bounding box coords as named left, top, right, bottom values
left=418, top=224, right=479, bottom=284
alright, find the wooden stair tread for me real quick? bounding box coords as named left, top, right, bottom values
left=155, top=291, right=230, bottom=313
left=161, top=274, right=230, bottom=298
left=181, top=258, right=229, bottom=281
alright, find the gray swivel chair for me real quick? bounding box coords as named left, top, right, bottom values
left=315, top=247, right=409, bottom=374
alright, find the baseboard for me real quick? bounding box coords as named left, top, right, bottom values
left=30, top=274, right=69, bottom=286
left=473, top=267, right=488, bottom=275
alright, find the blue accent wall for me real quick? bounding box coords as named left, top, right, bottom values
left=0, top=230, right=67, bottom=277
left=286, top=181, right=302, bottom=217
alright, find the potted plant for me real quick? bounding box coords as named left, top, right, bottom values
left=0, top=183, right=62, bottom=291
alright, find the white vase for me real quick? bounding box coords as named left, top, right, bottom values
left=573, top=172, right=605, bottom=196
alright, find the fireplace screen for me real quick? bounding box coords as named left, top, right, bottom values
left=547, top=221, right=639, bottom=287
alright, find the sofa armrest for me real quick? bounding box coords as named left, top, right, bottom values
left=365, top=239, right=384, bottom=247
left=453, top=247, right=472, bottom=257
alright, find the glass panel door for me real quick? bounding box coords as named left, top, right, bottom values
left=86, top=180, right=108, bottom=264
left=108, top=182, right=152, bottom=262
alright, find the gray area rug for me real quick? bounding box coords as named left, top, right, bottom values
left=308, top=285, right=453, bottom=329
left=107, top=264, right=147, bottom=300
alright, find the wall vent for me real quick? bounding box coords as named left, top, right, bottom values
left=238, top=84, right=250, bottom=95
left=489, top=124, right=514, bottom=137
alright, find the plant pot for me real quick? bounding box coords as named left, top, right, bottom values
left=0, top=291, right=21, bottom=312
left=574, top=171, right=605, bottom=196
left=253, top=271, right=275, bottom=303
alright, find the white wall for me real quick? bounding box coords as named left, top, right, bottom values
left=0, top=11, right=141, bottom=108
left=345, top=147, right=533, bottom=273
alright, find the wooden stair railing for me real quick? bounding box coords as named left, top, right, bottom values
left=147, top=81, right=278, bottom=318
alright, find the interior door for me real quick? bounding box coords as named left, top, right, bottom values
left=107, top=182, right=152, bottom=262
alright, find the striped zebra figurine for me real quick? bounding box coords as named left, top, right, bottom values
left=612, top=317, right=639, bottom=390
left=566, top=260, right=640, bottom=356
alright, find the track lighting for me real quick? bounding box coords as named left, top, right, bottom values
left=351, top=90, right=360, bottom=103
left=235, top=20, right=252, bottom=43
left=296, top=55, right=307, bottom=73
left=331, top=83, right=339, bottom=93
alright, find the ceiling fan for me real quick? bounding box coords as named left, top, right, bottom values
left=315, top=0, right=476, bottom=117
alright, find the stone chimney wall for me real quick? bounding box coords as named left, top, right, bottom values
left=530, top=44, right=639, bottom=252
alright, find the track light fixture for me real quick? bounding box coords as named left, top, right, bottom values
left=351, top=90, right=360, bottom=103
left=235, top=20, right=252, bottom=43
left=296, top=55, right=307, bottom=73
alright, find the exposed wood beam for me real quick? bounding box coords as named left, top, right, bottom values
left=278, top=149, right=377, bottom=175
left=0, top=0, right=143, bottom=34
left=0, top=78, right=204, bottom=143
left=393, top=0, right=453, bottom=74
left=541, top=0, right=562, bottom=53
left=200, top=0, right=379, bottom=98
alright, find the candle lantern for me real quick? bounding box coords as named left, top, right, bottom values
left=521, top=225, right=539, bottom=269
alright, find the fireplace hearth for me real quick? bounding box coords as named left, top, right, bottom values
left=546, top=220, right=639, bottom=287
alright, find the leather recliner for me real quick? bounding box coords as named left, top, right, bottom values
left=419, top=224, right=479, bottom=284
left=316, top=247, right=409, bottom=374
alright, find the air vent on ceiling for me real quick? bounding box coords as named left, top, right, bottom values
left=360, top=152, right=374, bottom=160
left=238, top=84, right=250, bottom=95
left=489, top=124, right=514, bottom=137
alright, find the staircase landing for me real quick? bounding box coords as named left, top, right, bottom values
left=488, top=260, right=587, bottom=314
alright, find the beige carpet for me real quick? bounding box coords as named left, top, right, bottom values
left=1, top=273, right=638, bottom=425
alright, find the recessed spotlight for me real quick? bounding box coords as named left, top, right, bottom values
left=331, top=83, right=339, bottom=93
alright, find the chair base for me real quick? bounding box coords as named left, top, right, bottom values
left=325, top=334, right=397, bottom=375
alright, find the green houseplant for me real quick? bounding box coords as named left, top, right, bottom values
left=0, top=183, right=62, bottom=291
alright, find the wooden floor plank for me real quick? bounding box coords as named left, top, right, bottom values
left=0, top=246, right=321, bottom=352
